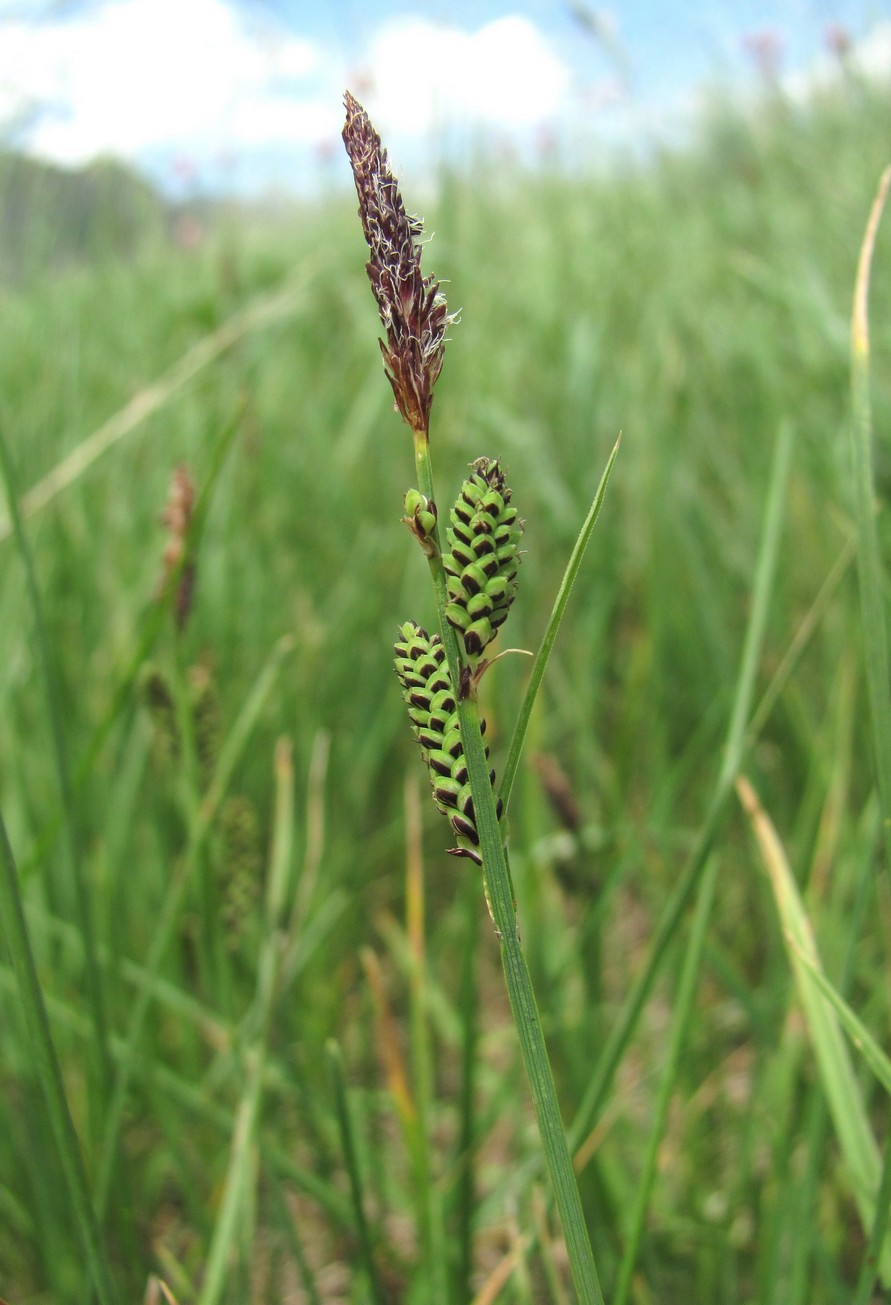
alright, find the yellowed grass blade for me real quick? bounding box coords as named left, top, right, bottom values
left=737, top=774, right=891, bottom=1284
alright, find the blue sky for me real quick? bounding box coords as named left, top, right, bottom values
left=0, top=0, right=887, bottom=195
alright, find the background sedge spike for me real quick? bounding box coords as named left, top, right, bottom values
left=342, top=90, right=453, bottom=439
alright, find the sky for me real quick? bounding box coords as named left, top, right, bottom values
left=0, top=0, right=888, bottom=196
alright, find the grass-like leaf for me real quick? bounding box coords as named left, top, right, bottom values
left=0, top=266, right=325, bottom=543
left=849, top=163, right=891, bottom=880
left=326, top=1039, right=388, bottom=1305
left=785, top=942, right=891, bottom=1097
left=0, top=809, right=120, bottom=1304
left=737, top=774, right=891, bottom=1285
left=95, top=634, right=295, bottom=1215
left=0, top=417, right=112, bottom=1112
left=197, top=737, right=296, bottom=1304
left=500, top=434, right=621, bottom=815
left=612, top=419, right=793, bottom=1303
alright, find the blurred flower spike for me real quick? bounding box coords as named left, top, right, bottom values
left=342, top=90, right=453, bottom=440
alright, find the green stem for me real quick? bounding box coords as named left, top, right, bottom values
left=500, top=436, right=620, bottom=815
left=0, top=422, right=112, bottom=1102
left=610, top=419, right=792, bottom=1301
left=0, top=808, right=119, bottom=1305
left=612, top=854, right=719, bottom=1305
left=849, top=161, right=891, bottom=1299
left=197, top=738, right=296, bottom=1305
left=94, top=636, right=293, bottom=1215
left=569, top=421, right=794, bottom=1153
left=405, top=826, right=449, bottom=1300
left=850, top=164, right=891, bottom=887
left=412, top=428, right=604, bottom=1304
left=455, top=878, right=479, bottom=1301
left=327, top=1040, right=388, bottom=1305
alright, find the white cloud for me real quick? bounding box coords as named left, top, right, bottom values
left=778, top=19, right=891, bottom=107
left=0, top=2, right=571, bottom=185
left=855, top=19, right=891, bottom=79
left=0, top=0, right=329, bottom=166
left=357, top=15, right=571, bottom=137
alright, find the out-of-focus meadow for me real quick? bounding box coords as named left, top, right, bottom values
left=1, top=71, right=890, bottom=1303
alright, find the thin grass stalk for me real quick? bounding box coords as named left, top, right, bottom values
left=739, top=776, right=891, bottom=1285
left=0, top=422, right=112, bottom=1099
left=747, top=530, right=856, bottom=744
left=197, top=737, right=295, bottom=1305
left=853, top=1142, right=891, bottom=1305
left=0, top=957, right=353, bottom=1229
left=850, top=163, right=891, bottom=882
left=455, top=875, right=480, bottom=1301
left=780, top=760, right=880, bottom=1301
left=197, top=1052, right=262, bottom=1305
left=569, top=423, right=794, bottom=1154
left=612, top=854, right=719, bottom=1305
left=611, top=419, right=792, bottom=1301
left=169, top=637, right=222, bottom=999
left=403, top=772, right=450, bottom=1299
left=341, top=91, right=605, bottom=1300
left=456, top=698, right=606, bottom=1305
left=499, top=435, right=621, bottom=814
left=267, top=1173, right=323, bottom=1305
left=94, top=635, right=294, bottom=1215
left=848, top=162, right=891, bottom=1300
left=789, top=944, right=891, bottom=1095
left=0, top=268, right=324, bottom=543
left=828, top=807, right=882, bottom=1303
left=0, top=809, right=119, bottom=1305
left=413, top=426, right=606, bottom=1302
left=14, top=402, right=242, bottom=890
left=363, top=940, right=447, bottom=1297
left=326, top=1039, right=388, bottom=1305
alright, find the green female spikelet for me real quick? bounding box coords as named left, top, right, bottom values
left=442, top=458, right=523, bottom=659
left=394, top=620, right=503, bottom=863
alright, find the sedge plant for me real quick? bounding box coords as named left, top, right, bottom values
left=342, top=91, right=618, bottom=1303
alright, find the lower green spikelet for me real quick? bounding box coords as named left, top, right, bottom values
left=394, top=620, right=503, bottom=864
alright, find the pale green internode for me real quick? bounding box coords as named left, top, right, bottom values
left=393, top=620, right=503, bottom=864
left=441, top=458, right=523, bottom=659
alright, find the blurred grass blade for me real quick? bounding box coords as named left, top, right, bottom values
left=0, top=809, right=119, bottom=1305
left=854, top=1146, right=891, bottom=1305
left=326, top=1040, right=388, bottom=1305
left=500, top=435, right=620, bottom=814
left=17, top=397, right=242, bottom=887
left=196, top=1060, right=261, bottom=1305
left=0, top=265, right=324, bottom=543
left=570, top=421, right=794, bottom=1151
left=787, top=940, right=891, bottom=1097
left=403, top=773, right=449, bottom=1301
left=612, top=418, right=792, bottom=1303
left=0, top=419, right=111, bottom=1095
left=198, top=737, right=296, bottom=1305
left=95, top=635, right=295, bottom=1215
left=737, top=774, right=891, bottom=1285
left=850, top=163, right=891, bottom=882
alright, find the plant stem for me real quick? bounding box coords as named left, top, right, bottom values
left=850, top=164, right=891, bottom=886
left=412, top=429, right=604, bottom=1304
left=0, top=808, right=119, bottom=1305
left=0, top=421, right=112, bottom=1104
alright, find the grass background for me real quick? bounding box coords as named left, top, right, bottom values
left=1, top=72, right=890, bottom=1302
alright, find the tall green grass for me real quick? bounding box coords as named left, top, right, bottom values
left=0, top=79, right=889, bottom=1301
